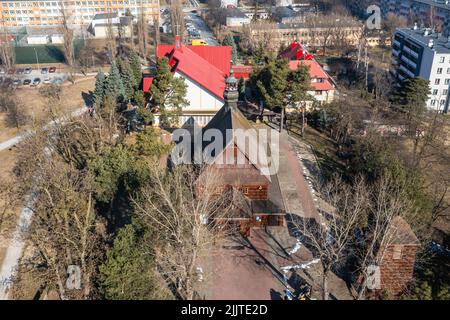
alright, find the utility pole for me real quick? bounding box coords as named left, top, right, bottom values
left=364, top=44, right=369, bottom=91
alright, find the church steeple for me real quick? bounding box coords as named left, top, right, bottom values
left=223, top=69, right=238, bottom=111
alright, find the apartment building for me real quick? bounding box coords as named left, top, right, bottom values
left=381, top=0, right=450, bottom=33
left=392, top=26, right=450, bottom=112
left=247, top=20, right=364, bottom=49
left=0, top=0, right=159, bottom=27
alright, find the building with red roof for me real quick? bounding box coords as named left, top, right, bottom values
left=288, top=60, right=336, bottom=104
left=145, top=38, right=232, bottom=126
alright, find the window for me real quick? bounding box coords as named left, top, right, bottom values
left=444, top=89, right=448, bottom=95
left=440, top=56, right=445, bottom=63
left=431, top=100, right=437, bottom=106
left=393, top=245, right=403, bottom=260
left=446, top=79, right=450, bottom=85
left=437, top=68, right=443, bottom=74
left=433, top=89, right=438, bottom=95
left=441, top=99, right=446, bottom=105
left=435, top=79, right=441, bottom=85
left=447, top=67, right=450, bottom=74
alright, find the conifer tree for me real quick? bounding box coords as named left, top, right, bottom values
left=104, top=62, right=125, bottom=102
left=129, top=51, right=143, bottom=90
left=150, top=57, right=188, bottom=127
left=223, top=33, right=238, bottom=64
left=117, top=58, right=136, bottom=101
left=93, top=70, right=106, bottom=107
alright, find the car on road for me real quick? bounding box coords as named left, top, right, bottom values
left=32, top=78, right=41, bottom=86
left=24, top=67, right=32, bottom=74
left=49, top=67, right=56, bottom=73
left=23, top=79, right=31, bottom=85
left=16, top=68, right=25, bottom=74
left=13, top=78, right=21, bottom=85
left=43, top=77, right=51, bottom=84
left=41, top=67, right=49, bottom=74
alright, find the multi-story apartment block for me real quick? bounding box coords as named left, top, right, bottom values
left=0, top=0, right=159, bottom=27
left=381, top=0, right=450, bottom=33
left=392, top=26, right=450, bottom=113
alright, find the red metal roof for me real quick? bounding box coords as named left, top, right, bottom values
left=142, top=76, right=153, bottom=93
left=279, top=41, right=314, bottom=61
left=156, top=44, right=231, bottom=100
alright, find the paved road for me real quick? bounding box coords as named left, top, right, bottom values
left=187, top=12, right=219, bottom=46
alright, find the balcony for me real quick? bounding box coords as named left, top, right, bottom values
left=400, top=55, right=417, bottom=69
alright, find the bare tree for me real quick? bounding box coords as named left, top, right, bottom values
left=0, top=177, right=19, bottom=235
left=0, top=24, right=15, bottom=70
left=4, top=96, right=28, bottom=129
left=289, top=175, right=368, bottom=300
left=132, top=166, right=236, bottom=300
left=136, top=0, right=148, bottom=56
left=59, top=1, right=75, bottom=80
left=170, top=0, right=185, bottom=37
left=354, top=175, right=417, bottom=299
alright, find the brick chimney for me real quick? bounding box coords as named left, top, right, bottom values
left=175, top=35, right=182, bottom=49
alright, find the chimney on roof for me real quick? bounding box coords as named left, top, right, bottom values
left=223, top=69, right=238, bottom=111
left=413, top=22, right=418, bottom=30
left=428, top=39, right=434, bottom=48
left=175, top=35, right=181, bottom=49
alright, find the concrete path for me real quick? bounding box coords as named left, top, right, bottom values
left=0, top=196, right=35, bottom=300
left=0, top=106, right=87, bottom=152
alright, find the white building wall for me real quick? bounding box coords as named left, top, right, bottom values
left=424, top=52, right=450, bottom=111
left=175, top=72, right=224, bottom=112
left=226, top=16, right=251, bottom=27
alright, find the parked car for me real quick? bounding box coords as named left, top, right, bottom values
left=40, top=67, right=49, bottom=74
left=23, top=79, right=31, bottom=85
left=32, top=77, right=41, bottom=86
left=24, top=67, right=32, bottom=74
left=49, top=67, right=56, bottom=73
left=43, top=77, right=51, bottom=84
left=13, top=78, right=21, bottom=85
left=0, top=69, right=5, bottom=75
left=52, top=77, right=63, bottom=85
left=16, top=68, right=24, bottom=74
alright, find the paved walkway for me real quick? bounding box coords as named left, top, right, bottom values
left=0, top=196, right=35, bottom=300
left=277, top=131, right=319, bottom=220
left=0, top=107, right=87, bottom=152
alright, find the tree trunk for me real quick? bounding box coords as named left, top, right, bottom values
left=323, top=269, right=329, bottom=300
left=280, top=107, right=285, bottom=132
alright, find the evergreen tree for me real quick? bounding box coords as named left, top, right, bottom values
left=93, top=70, right=106, bottom=107
left=98, top=224, right=164, bottom=299
left=105, top=62, right=125, bottom=102
left=117, top=58, right=136, bottom=101
left=129, top=51, right=143, bottom=90
left=391, top=76, right=430, bottom=112
left=287, top=63, right=311, bottom=109
left=255, top=57, right=290, bottom=110
left=150, top=57, right=188, bottom=127
left=223, top=33, right=238, bottom=64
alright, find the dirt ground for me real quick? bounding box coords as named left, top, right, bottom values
left=0, top=77, right=95, bottom=143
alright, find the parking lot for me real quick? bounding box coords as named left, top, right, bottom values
left=0, top=66, right=67, bottom=87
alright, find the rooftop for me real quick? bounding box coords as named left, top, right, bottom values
left=396, top=27, right=450, bottom=54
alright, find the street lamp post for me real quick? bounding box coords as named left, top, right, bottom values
left=33, top=47, right=40, bottom=70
